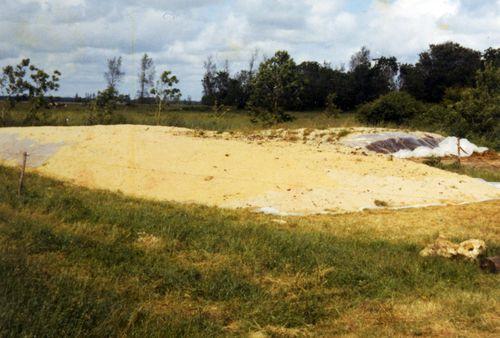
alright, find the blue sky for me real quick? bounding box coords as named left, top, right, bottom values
left=0, top=0, right=498, bottom=99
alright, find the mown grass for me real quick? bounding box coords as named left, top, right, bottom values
left=0, top=165, right=498, bottom=336
left=3, top=102, right=361, bottom=132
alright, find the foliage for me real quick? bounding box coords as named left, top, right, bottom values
left=1, top=59, right=61, bottom=125
left=482, top=47, right=500, bottom=68
left=0, top=72, right=11, bottom=126
left=86, top=87, right=125, bottom=125
left=201, top=52, right=257, bottom=109
left=414, top=64, right=499, bottom=149
left=2, top=59, right=31, bottom=108
left=324, top=92, right=341, bottom=118
left=357, top=91, right=424, bottom=125
left=339, top=49, right=399, bottom=110
left=400, top=42, right=482, bottom=102
left=349, top=46, right=371, bottom=70
left=150, top=70, right=181, bottom=125
left=24, top=65, right=61, bottom=125
left=201, top=56, right=217, bottom=106
left=104, top=56, right=125, bottom=91
left=248, top=51, right=302, bottom=123
left=137, top=53, right=155, bottom=101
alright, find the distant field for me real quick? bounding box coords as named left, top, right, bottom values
left=3, top=102, right=362, bottom=132
left=0, top=165, right=498, bottom=336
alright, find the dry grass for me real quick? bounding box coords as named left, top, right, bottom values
left=292, top=200, right=500, bottom=244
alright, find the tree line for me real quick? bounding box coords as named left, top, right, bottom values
left=201, top=42, right=498, bottom=116
left=199, top=42, right=498, bottom=147
left=0, top=41, right=498, bottom=148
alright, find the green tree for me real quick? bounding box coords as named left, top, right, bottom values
left=324, top=92, right=342, bottom=118
left=357, top=91, right=424, bottom=125
left=201, top=56, right=217, bottom=106
left=249, top=50, right=302, bottom=123
left=0, top=72, right=9, bottom=126
left=413, top=64, right=499, bottom=149
left=297, top=61, right=337, bottom=110
left=445, top=64, right=499, bottom=146
left=150, top=70, right=181, bottom=125
left=137, top=53, right=155, bottom=102
left=24, top=64, right=61, bottom=125
left=349, top=46, right=371, bottom=70
left=104, top=56, right=125, bottom=91
left=342, top=48, right=399, bottom=110
left=2, top=59, right=31, bottom=108
left=400, top=42, right=482, bottom=102
left=87, top=87, right=120, bottom=125
left=482, top=47, right=500, bottom=68
left=1, top=59, right=60, bottom=125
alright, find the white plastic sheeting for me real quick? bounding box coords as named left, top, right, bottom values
left=342, top=132, right=489, bottom=158
left=0, top=133, right=65, bottom=167
left=476, top=178, right=500, bottom=189
left=393, top=137, right=489, bottom=158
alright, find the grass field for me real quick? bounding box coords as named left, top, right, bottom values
left=2, top=102, right=361, bottom=132
left=0, top=165, right=498, bottom=336
left=422, top=159, right=500, bottom=182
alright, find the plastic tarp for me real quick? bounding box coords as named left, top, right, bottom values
left=343, top=132, right=488, bottom=158
left=0, top=133, right=65, bottom=167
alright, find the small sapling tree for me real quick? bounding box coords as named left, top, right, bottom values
left=24, top=65, right=61, bottom=125
left=324, top=92, right=342, bottom=118
left=2, top=59, right=31, bottom=109
left=150, top=70, right=181, bottom=125
left=87, top=87, right=120, bottom=125
left=2, top=59, right=61, bottom=125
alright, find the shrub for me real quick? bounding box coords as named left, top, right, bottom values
left=415, top=64, right=499, bottom=149
left=324, top=92, right=342, bottom=118
left=357, top=91, right=423, bottom=125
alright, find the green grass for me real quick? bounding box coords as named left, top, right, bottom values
left=0, top=165, right=498, bottom=336
left=2, top=102, right=362, bottom=132
left=423, top=157, right=500, bottom=182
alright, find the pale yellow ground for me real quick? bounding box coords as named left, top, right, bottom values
left=1, top=125, right=499, bottom=215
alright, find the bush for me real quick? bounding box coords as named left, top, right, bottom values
left=357, top=91, right=424, bottom=125
left=415, top=65, right=499, bottom=149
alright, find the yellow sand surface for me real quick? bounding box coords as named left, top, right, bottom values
left=1, top=125, right=499, bottom=215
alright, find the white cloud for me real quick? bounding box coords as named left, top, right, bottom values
left=0, top=0, right=498, bottom=98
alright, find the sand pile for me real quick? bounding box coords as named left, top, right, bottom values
left=0, top=125, right=498, bottom=215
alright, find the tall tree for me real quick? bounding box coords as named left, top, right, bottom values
left=297, top=61, right=336, bottom=110
left=201, top=56, right=217, bottom=105
left=372, top=56, right=399, bottom=92
left=349, top=46, right=371, bottom=70
left=249, top=50, right=302, bottom=122
left=483, top=47, right=500, bottom=68
left=137, top=53, right=155, bottom=101
left=104, top=56, right=125, bottom=91
left=399, top=42, right=482, bottom=102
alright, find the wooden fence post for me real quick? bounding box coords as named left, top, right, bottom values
left=17, top=152, right=28, bottom=197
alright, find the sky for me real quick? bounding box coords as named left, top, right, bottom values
left=0, top=0, right=498, bottom=99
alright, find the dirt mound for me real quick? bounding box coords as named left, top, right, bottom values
left=0, top=125, right=498, bottom=215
